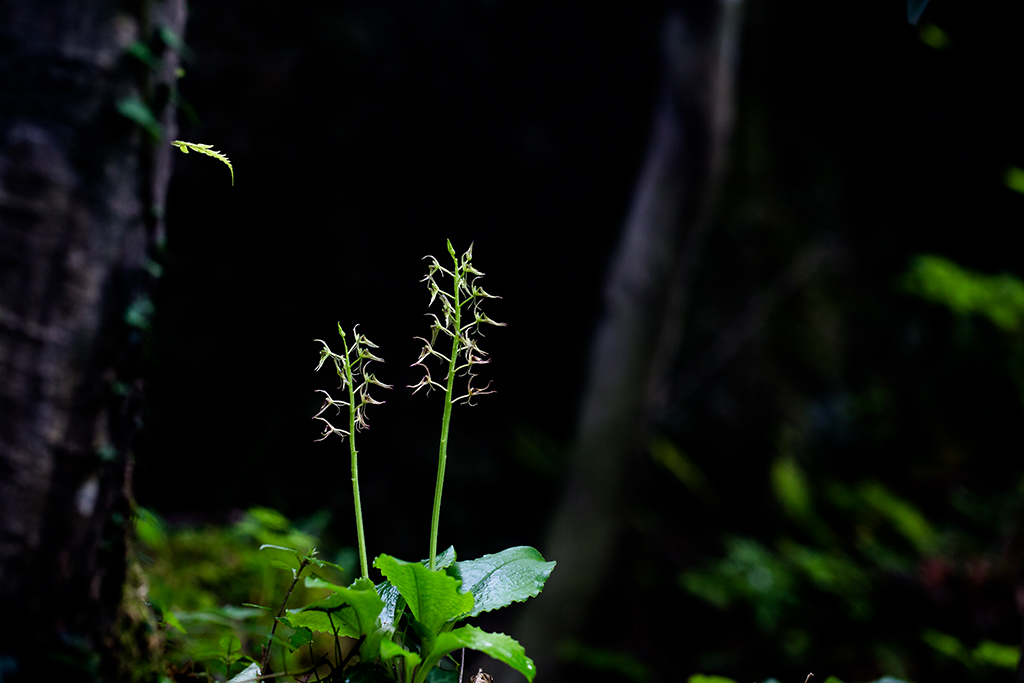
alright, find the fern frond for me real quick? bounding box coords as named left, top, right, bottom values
left=171, top=140, right=234, bottom=186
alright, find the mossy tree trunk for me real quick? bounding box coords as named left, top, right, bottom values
left=0, top=1, right=185, bottom=680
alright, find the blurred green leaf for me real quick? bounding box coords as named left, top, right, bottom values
left=161, top=609, right=187, bottom=635
left=650, top=438, right=708, bottom=493
left=923, top=629, right=971, bottom=665
left=116, top=96, right=163, bottom=139
left=135, top=507, right=167, bottom=549
left=126, top=42, right=159, bottom=68
left=681, top=538, right=798, bottom=629
left=557, top=639, right=651, bottom=682
left=904, top=255, right=1024, bottom=333
left=1006, top=167, right=1024, bottom=194
left=859, top=482, right=939, bottom=555
left=972, top=640, right=1019, bottom=669
left=919, top=24, right=949, bottom=50
left=771, top=456, right=812, bottom=520
left=688, top=675, right=739, bottom=683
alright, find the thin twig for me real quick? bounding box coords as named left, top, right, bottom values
left=261, top=556, right=313, bottom=674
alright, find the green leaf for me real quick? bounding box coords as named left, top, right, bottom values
left=1008, top=167, right=1024, bottom=195
left=158, top=26, right=197, bottom=62
left=288, top=577, right=383, bottom=635
left=374, top=554, right=474, bottom=633
left=310, top=556, right=347, bottom=574
left=425, top=667, right=459, bottom=683
left=447, top=547, right=555, bottom=618
left=923, top=629, right=971, bottom=665
left=171, top=140, right=234, bottom=185
left=259, top=544, right=300, bottom=554
left=973, top=640, right=1020, bottom=669
left=135, top=507, right=168, bottom=549
left=211, top=634, right=244, bottom=665
left=418, top=625, right=535, bottom=683
left=434, top=546, right=458, bottom=569
left=117, top=96, right=163, bottom=139
left=161, top=609, right=187, bottom=634
left=374, top=547, right=455, bottom=629
left=688, top=676, right=739, bottom=683
left=379, top=638, right=422, bottom=669
left=287, top=626, right=313, bottom=651
left=859, top=482, right=939, bottom=555
left=126, top=42, right=159, bottom=68
left=903, top=255, right=1024, bottom=333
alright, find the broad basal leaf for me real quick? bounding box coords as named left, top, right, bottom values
left=419, top=625, right=535, bottom=683
left=447, top=546, right=555, bottom=618
left=286, top=576, right=384, bottom=639
left=375, top=546, right=455, bottom=628
left=374, top=554, right=474, bottom=633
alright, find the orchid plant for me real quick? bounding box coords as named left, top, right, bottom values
left=228, top=241, right=554, bottom=683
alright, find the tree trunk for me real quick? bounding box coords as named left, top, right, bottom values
left=513, top=1, right=743, bottom=678
left=0, top=1, right=185, bottom=680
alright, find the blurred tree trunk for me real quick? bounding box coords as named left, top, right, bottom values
left=514, top=0, right=743, bottom=678
left=0, top=1, right=185, bottom=680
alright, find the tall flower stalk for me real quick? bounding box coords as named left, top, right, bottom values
left=314, top=324, right=391, bottom=579
left=410, top=240, right=505, bottom=569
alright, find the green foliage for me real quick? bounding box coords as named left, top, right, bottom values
left=903, top=254, right=1024, bottom=333
left=922, top=630, right=1020, bottom=670
left=292, top=242, right=549, bottom=683
left=557, top=640, right=652, bottom=682
left=171, top=140, right=235, bottom=185
left=146, top=242, right=553, bottom=682
left=136, top=507, right=340, bottom=679
left=1006, top=167, right=1024, bottom=195
left=118, top=96, right=163, bottom=139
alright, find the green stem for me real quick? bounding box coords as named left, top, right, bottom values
left=341, top=329, right=370, bottom=579
left=429, top=267, right=462, bottom=570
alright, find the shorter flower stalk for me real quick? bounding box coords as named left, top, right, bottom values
left=314, top=324, right=391, bottom=579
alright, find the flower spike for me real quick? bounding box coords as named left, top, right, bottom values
left=412, top=241, right=504, bottom=570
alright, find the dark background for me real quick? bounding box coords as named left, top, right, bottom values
left=134, top=0, right=1024, bottom=681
